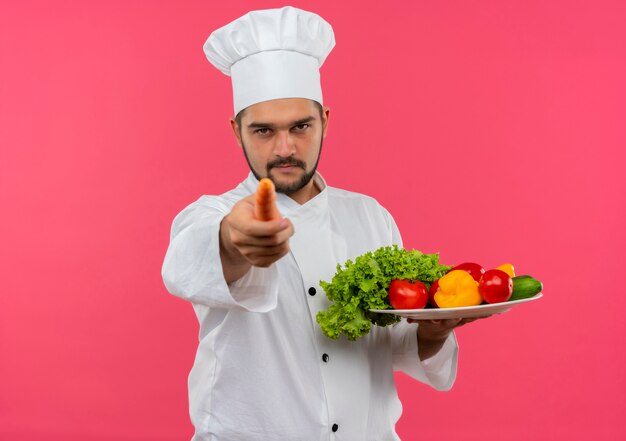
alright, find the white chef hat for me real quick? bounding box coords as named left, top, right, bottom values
left=203, top=6, right=336, bottom=116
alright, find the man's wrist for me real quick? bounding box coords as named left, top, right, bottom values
left=219, top=216, right=251, bottom=283
left=417, top=328, right=451, bottom=361
left=219, top=217, right=236, bottom=259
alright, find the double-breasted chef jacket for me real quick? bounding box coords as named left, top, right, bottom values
left=162, top=172, right=458, bottom=441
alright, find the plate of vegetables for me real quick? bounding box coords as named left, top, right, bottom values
left=316, top=246, right=543, bottom=341
left=371, top=262, right=543, bottom=319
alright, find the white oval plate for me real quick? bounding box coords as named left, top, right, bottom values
left=370, top=293, right=543, bottom=320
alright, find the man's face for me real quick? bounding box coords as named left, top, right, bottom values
left=231, top=98, right=329, bottom=195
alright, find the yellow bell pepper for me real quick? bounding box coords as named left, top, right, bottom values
left=496, top=263, right=515, bottom=278
left=434, top=270, right=483, bottom=308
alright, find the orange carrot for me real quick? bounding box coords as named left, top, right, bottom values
left=255, top=178, right=281, bottom=221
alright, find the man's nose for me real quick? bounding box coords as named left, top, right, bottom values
left=273, top=130, right=296, bottom=157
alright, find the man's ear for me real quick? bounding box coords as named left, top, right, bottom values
left=230, top=118, right=243, bottom=148
left=322, top=106, right=331, bottom=138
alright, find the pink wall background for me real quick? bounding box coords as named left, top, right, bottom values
left=1, top=0, right=624, bottom=440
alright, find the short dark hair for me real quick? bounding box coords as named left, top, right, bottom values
left=235, top=100, right=325, bottom=127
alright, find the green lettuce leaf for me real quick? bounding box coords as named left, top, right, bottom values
left=316, top=245, right=451, bottom=341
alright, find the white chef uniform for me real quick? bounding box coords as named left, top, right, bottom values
left=162, top=172, right=459, bottom=441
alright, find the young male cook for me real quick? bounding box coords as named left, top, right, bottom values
left=162, top=6, right=478, bottom=441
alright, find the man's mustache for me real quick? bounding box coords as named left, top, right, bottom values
left=267, top=158, right=306, bottom=169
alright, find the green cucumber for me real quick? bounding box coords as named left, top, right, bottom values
left=510, top=275, right=543, bottom=301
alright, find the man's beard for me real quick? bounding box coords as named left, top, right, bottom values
left=242, top=138, right=323, bottom=194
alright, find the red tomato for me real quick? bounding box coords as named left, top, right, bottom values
left=479, top=269, right=513, bottom=303
left=388, top=280, right=429, bottom=309
left=429, top=279, right=440, bottom=308
left=452, top=262, right=485, bottom=282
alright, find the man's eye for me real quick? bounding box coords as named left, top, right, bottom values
left=293, top=124, right=309, bottom=131
left=255, top=128, right=271, bottom=135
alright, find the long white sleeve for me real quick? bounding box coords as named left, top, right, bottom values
left=390, top=320, right=458, bottom=390
left=161, top=197, right=279, bottom=311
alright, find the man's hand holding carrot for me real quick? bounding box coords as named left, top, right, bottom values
left=220, top=178, right=294, bottom=283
